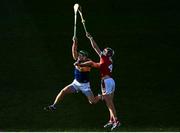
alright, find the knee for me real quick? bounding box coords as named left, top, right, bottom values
left=60, top=88, right=67, bottom=94
left=88, top=100, right=94, bottom=104
left=89, top=98, right=99, bottom=104
left=89, top=99, right=97, bottom=104
left=89, top=101, right=93, bottom=104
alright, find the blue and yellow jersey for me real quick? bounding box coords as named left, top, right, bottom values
left=74, top=64, right=91, bottom=83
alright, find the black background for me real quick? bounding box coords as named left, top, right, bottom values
left=0, top=0, right=180, bottom=131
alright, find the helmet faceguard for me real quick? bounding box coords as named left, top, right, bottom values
left=79, top=50, right=89, bottom=58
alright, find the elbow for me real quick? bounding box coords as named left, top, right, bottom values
left=91, top=45, right=97, bottom=50
left=72, top=54, right=77, bottom=60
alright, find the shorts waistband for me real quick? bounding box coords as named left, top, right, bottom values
left=101, top=75, right=112, bottom=80
left=75, top=79, right=89, bottom=83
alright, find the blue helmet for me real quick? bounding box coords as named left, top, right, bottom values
left=79, top=50, right=89, bottom=57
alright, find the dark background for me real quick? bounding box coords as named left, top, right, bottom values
left=0, top=0, right=180, bottom=131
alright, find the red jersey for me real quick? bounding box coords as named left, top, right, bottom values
left=99, top=55, right=113, bottom=78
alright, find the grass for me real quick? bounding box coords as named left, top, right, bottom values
left=0, top=87, right=180, bottom=132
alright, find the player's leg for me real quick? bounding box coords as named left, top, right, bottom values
left=104, top=94, right=117, bottom=120
left=103, top=92, right=120, bottom=131
left=102, top=78, right=120, bottom=129
left=101, top=79, right=114, bottom=127
left=103, top=94, right=120, bottom=130
left=109, top=92, right=118, bottom=121
left=109, top=93, right=120, bottom=130
left=44, top=84, right=76, bottom=111
left=52, top=84, right=76, bottom=106
left=85, top=90, right=101, bottom=104
left=103, top=94, right=116, bottom=127
left=86, top=90, right=95, bottom=104
left=79, top=82, right=101, bottom=104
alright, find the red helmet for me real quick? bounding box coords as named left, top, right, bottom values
left=103, top=47, right=114, bottom=57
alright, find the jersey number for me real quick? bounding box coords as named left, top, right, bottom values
left=108, top=64, right=113, bottom=72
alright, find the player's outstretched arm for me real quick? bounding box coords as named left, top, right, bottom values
left=86, top=32, right=102, bottom=57
left=74, top=60, right=100, bottom=68
left=72, top=36, right=78, bottom=60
